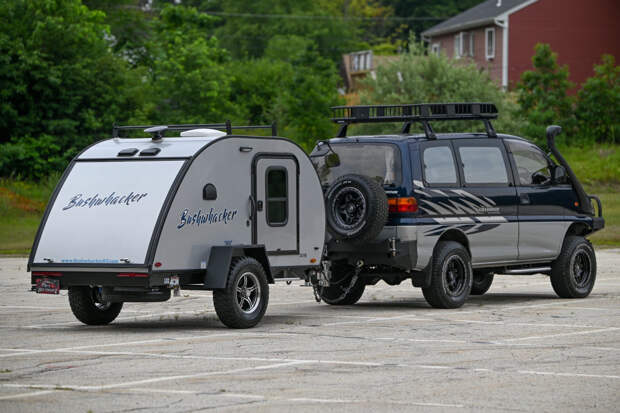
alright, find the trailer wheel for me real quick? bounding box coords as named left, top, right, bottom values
left=213, top=257, right=269, bottom=328
left=325, top=174, right=388, bottom=243
left=550, top=236, right=596, bottom=298
left=320, top=263, right=365, bottom=305
left=422, top=241, right=472, bottom=309
left=471, top=271, right=494, bottom=295
left=68, top=287, right=123, bottom=325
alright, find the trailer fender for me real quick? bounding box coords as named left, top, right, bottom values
left=205, top=245, right=273, bottom=289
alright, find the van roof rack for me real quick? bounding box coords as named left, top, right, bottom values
left=113, top=120, right=277, bottom=139
left=330, top=102, right=498, bottom=139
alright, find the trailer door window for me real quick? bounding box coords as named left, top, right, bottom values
left=266, top=167, right=288, bottom=226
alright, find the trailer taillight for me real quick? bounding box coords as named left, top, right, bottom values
left=32, top=271, right=62, bottom=277
left=388, top=197, right=418, bottom=213
left=117, top=273, right=149, bottom=278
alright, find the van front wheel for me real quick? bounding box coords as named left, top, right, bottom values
left=213, top=257, right=269, bottom=328
left=422, top=241, right=472, bottom=309
left=68, top=287, right=123, bottom=325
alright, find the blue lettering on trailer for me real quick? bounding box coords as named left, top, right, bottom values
left=177, top=208, right=238, bottom=229
left=62, top=192, right=149, bottom=210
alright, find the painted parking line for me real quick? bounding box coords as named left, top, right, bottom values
left=0, top=390, right=55, bottom=401
left=500, top=327, right=620, bottom=342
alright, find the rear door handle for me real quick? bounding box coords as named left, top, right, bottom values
left=519, top=193, right=530, bottom=205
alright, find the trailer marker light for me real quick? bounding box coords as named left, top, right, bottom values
left=117, top=273, right=149, bottom=278
left=388, top=197, right=418, bottom=213
left=310, top=258, right=317, bottom=263
left=154, top=262, right=162, bottom=268
left=32, top=272, right=62, bottom=277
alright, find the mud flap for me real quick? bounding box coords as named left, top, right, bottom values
left=205, top=245, right=273, bottom=289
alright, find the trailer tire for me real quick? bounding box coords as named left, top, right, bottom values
left=471, top=271, right=494, bottom=295
left=213, top=257, right=269, bottom=329
left=550, top=236, right=596, bottom=298
left=422, top=241, right=472, bottom=309
left=325, top=174, right=388, bottom=243
left=68, top=287, right=123, bottom=325
left=320, top=263, right=365, bottom=305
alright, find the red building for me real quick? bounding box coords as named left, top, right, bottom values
left=421, top=0, right=620, bottom=89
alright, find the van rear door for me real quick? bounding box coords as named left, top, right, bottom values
left=31, top=160, right=184, bottom=266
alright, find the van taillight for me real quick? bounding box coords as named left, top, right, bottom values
left=32, top=271, right=62, bottom=277
left=388, top=197, right=418, bottom=213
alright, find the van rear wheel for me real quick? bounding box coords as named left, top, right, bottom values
left=320, top=263, right=365, bottom=305
left=213, top=257, right=269, bottom=328
left=422, top=241, right=472, bottom=309
left=551, top=236, right=596, bottom=298
left=68, top=286, right=123, bottom=325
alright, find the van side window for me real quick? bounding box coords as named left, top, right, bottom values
left=459, top=146, right=508, bottom=185
left=422, top=145, right=458, bottom=185
left=506, top=140, right=552, bottom=185
left=266, top=168, right=288, bottom=226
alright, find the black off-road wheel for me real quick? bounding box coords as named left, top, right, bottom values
left=550, top=236, right=596, bottom=298
left=320, top=263, right=365, bottom=305
left=213, top=257, right=269, bottom=328
left=422, top=241, right=472, bottom=309
left=325, top=174, right=388, bottom=243
left=471, top=271, right=494, bottom=295
left=68, top=287, right=123, bottom=325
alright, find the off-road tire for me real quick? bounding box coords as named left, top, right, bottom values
left=320, top=263, right=366, bottom=305
left=471, top=271, right=494, bottom=295
left=325, top=174, right=388, bottom=243
left=422, top=241, right=472, bottom=309
left=550, top=236, right=596, bottom=298
left=68, top=287, right=123, bottom=325
left=213, top=257, right=269, bottom=328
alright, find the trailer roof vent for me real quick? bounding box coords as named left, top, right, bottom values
left=180, top=129, right=227, bottom=138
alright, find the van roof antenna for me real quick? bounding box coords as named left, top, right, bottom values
left=144, top=125, right=168, bottom=142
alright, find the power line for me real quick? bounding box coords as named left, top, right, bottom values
left=203, top=11, right=448, bottom=21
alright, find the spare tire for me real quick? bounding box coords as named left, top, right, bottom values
left=325, top=174, right=388, bottom=242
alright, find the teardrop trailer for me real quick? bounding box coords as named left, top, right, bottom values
left=28, top=122, right=326, bottom=328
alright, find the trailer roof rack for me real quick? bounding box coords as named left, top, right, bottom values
left=113, top=120, right=277, bottom=140
left=330, top=102, right=498, bottom=139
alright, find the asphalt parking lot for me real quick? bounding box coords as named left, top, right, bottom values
left=0, top=251, right=619, bottom=412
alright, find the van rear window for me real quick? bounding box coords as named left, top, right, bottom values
left=312, top=143, right=401, bottom=186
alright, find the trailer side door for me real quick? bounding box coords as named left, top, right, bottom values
left=253, top=156, right=299, bottom=255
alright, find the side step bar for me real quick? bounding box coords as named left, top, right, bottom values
left=503, top=267, right=551, bottom=275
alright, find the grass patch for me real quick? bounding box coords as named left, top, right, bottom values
left=0, top=145, right=618, bottom=254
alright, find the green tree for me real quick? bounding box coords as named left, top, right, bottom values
left=0, top=0, right=143, bottom=178
left=138, top=5, right=235, bottom=124
left=516, top=43, right=575, bottom=143
left=576, top=54, right=619, bottom=144
left=358, top=35, right=520, bottom=135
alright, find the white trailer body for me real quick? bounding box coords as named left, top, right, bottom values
left=28, top=125, right=325, bottom=328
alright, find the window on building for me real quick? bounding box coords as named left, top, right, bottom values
left=469, top=32, right=475, bottom=57
left=350, top=50, right=373, bottom=72
left=266, top=168, right=288, bottom=226
left=454, top=33, right=462, bottom=58
left=431, top=43, right=440, bottom=55
left=485, top=28, right=495, bottom=60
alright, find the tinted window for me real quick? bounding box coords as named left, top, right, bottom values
left=459, top=146, right=508, bottom=185
left=311, top=143, right=401, bottom=186
left=266, top=168, right=287, bottom=225
left=506, top=140, right=551, bottom=185
left=423, top=146, right=458, bottom=185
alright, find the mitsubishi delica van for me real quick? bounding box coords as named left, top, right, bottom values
left=310, top=102, right=604, bottom=309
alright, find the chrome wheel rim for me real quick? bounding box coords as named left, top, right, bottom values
left=443, top=255, right=468, bottom=297
left=235, top=272, right=261, bottom=314
left=571, top=248, right=592, bottom=288
left=332, top=187, right=366, bottom=230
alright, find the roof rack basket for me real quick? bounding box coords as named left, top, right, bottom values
left=112, top=120, right=277, bottom=139
left=330, top=102, right=498, bottom=139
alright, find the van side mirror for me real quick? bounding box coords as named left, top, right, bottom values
left=325, top=153, right=341, bottom=168
left=553, top=165, right=567, bottom=184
